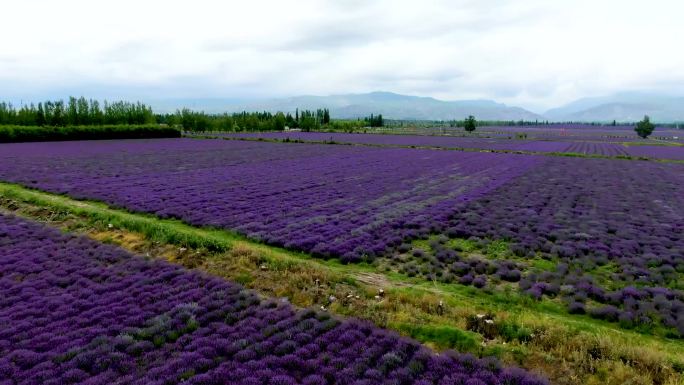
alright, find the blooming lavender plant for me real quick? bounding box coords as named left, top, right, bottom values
left=0, top=139, right=540, bottom=262
left=0, top=213, right=548, bottom=384
left=0, top=138, right=681, bottom=333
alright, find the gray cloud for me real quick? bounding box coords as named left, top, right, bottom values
left=1, top=0, right=683, bottom=111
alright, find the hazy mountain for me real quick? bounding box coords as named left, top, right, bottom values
left=150, top=92, right=544, bottom=121
left=545, top=92, right=684, bottom=122
left=149, top=91, right=684, bottom=122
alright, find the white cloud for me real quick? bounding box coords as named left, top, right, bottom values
left=1, top=0, right=683, bottom=111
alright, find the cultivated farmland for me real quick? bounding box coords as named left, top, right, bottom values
left=0, top=136, right=682, bottom=336
left=1, top=128, right=683, bottom=385
left=203, top=131, right=684, bottom=160
left=0, top=213, right=547, bottom=385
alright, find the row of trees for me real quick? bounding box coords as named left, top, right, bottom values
left=0, top=97, right=389, bottom=133
left=161, top=108, right=390, bottom=132
left=159, top=108, right=333, bottom=132
left=364, top=114, right=384, bottom=127
left=0, top=97, right=155, bottom=126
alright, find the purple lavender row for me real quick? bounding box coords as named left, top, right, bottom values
left=625, top=145, right=684, bottom=160
left=0, top=213, right=547, bottom=385
left=472, top=124, right=682, bottom=141
left=0, top=138, right=681, bottom=332
left=437, top=156, right=684, bottom=333
left=209, top=132, right=683, bottom=159
left=565, top=142, right=684, bottom=159
left=0, top=139, right=540, bottom=263
left=564, top=142, right=630, bottom=157
left=213, top=131, right=573, bottom=153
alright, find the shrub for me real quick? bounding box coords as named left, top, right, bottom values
left=590, top=305, right=621, bottom=322
left=0, top=124, right=180, bottom=143
left=568, top=302, right=586, bottom=314
left=473, top=276, right=487, bottom=288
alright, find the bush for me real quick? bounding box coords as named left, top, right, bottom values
left=634, top=115, right=655, bottom=139
left=0, top=124, right=180, bottom=143
left=500, top=269, right=521, bottom=282
left=473, top=276, right=487, bottom=288
left=590, top=305, right=620, bottom=322
left=568, top=302, right=586, bottom=314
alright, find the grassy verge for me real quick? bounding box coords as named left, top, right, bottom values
left=1, top=182, right=683, bottom=385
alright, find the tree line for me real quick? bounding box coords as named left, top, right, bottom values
left=0, top=96, right=385, bottom=132
left=158, top=108, right=386, bottom=132
left=158, top=108, right=335, bottom=132
left=0, top=97, right=155, bottom=126
left=364, top=113, right=384, bottom=128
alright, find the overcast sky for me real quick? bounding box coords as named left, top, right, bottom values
left=2, top=0, right=683, bottom=111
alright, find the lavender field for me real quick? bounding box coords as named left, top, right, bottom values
left=393, top=156, right=684, bottom=334
left=368, top=124, right=684, bottom=142
left=474, top=124, right=683, bottom=141
left=0, top=137, right=682, bottom=336
left=209, top=131, right=684, bottom=160
left=0, top=139, right=542, bottom=261
left=0, top=213, right=547, bottom=385
left=5, top=2, right=684, bottom=383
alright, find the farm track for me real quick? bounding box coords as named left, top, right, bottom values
left=1, top=182, right=683, bottom=385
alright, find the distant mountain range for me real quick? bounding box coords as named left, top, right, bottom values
left=232, top=92, right=545, bottom=121
left=148, top=91, right=684, bottom=122
left=544, top=92, right=684, bottom=122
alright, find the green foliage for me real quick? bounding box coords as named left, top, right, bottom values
left=497, top=321, right=533, bottom=343
left=635, top=115, right=655, bottom=138
left=297, top=110, right=320, bottom=132
left=179, top=369, right=195, bottom=381
left=464, top=115, right=477, bottom=132
left=486, top=239, right=510, bottom=258
left=0, top=124, right=180, bottom=143
left=0, top=98, right=379, bottom=134
left=234, top=272, right=254, bottom=285
left=324, top=120, right=366, bottom=133
left=530, top=258, right=557, bottom=272
left=167, top=108, right=332, bottom=132
left=0, top=97, right=155, bottom=126
left=393, top=323, right=480, bottom=352
left=365, top=113, right=384, bottom=127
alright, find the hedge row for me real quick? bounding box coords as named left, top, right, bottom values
left=0, top=125, right=181, bottom=143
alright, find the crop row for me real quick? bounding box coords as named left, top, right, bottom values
left=0, top=139, right=540, bottom=263
left=471, top=124, right=682, bottom=141
left=211, top=132, right=683, bottom=159
left=564, top=142, right=630, bottom=157
left=625, top=145, right=684, bottom=160
left=0, top=138, right=681, bottom=333
left=0, top=213, right=546, bottom=385
left=215, top=132, right=573, bottom=153
left=389, top=156, right=684, bottom=334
